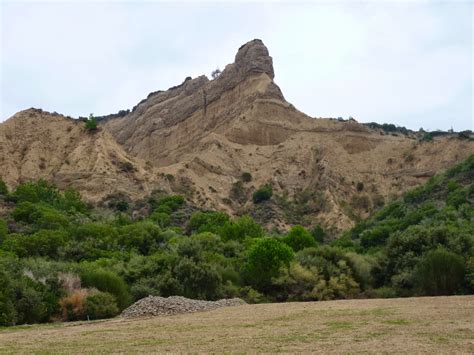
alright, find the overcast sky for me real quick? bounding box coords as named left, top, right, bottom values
left=1, top=0, right=472, bottom=131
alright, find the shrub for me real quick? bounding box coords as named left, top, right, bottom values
left=421, top=132, right=433, bottom=142
left=415, top=248, right=465, bottom=296
left=230, top=181, right=246, bottom=204
left=252, top=185, right=273, bottom=204
left=0, top=219, right=7, bottom=243
left=244, top=238, right=293, bottom=291
left=0, top=272, right=16, bottom=326
left=150, top=211, right=171, bottom=228
left=80, top=269, right=132, bottom=309
left=12, top=180, right=60, bottom=205
left=1, top=230, right=67, bottom=258
left=85, top=291, right=119, bottom=320
left=311, top=225, right=326, bottom=244
left=85, top=114, right=98, bottom=131
left=356, top=182, right=364, bottom=192
left=187, top=211, right=230, bottom=234
left=174, top=258, right=222, bottom=300
left=220, top=215, right=264, bottom=241
left=12, top=202, right=69, bottom=230
left=0, top=179, right=8, bottom=196
left=283, top=225, right=316, bottom=252
left=59, top=289, right=88, bottom=321
left=241, top=172, right=252, bottom=182
left=117, top=221, right=163, bottom=255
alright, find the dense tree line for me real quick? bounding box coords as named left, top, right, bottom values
left=0, top=155, right=472, bottom=326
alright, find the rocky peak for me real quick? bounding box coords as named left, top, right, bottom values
left=235, top=39, right=274, bottom=79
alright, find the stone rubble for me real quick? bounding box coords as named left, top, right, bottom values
left=121, top=296, right=246, bottom=318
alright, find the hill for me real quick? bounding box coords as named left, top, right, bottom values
left=1, top=39, right=473, bottom=233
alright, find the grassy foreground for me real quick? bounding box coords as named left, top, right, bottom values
left=0, top=296, right=472, bottom=353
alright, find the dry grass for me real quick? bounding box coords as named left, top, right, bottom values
left=0, top=296, right=472, bottom=353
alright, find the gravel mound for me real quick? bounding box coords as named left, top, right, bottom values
left=121, top=296, right=246, bottom=318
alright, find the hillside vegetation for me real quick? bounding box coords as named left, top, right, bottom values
left=0, top=155, right=472, bottom=326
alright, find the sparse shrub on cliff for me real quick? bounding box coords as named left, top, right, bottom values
left=252, top=185, right=273, bottom=204
left=84, top=114, right=98, bottom=131
left=241, top=172, right=252, bottom=182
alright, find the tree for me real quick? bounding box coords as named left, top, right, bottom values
left=244, top=238, right=293, bottom=291
left=283, top=225, right=316, bottom=252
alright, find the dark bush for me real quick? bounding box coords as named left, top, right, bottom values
left=85, top=114, right=98, bottom=131
left=415, top=248, right=465, bottom=296
left=80, top=269, right=132, bottom=310
left=283, top=225, right=316, bottom=252
left=252, top=185, right=273, bottom=204
left=311, top=225, right=326, bottom=244
left=0, top=179, right=8, bottom=196
left=244, top=238, right=293, bottom=291
left=241, top=172, right=252, bottom=182
left=85, top=291, right=119, bottom=320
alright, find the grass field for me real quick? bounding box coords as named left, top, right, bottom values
left=0, top=296, right=472, bottom=353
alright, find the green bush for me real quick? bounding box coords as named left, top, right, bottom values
left=117, top=222, right=163, bottom=255
left=415, top=248, right=465, bottom=296
left=283, top=225, right=316, bottom=252
left=244, top=238, right=293, bottom=291
left=252, top=185, right=273, bottom=204
left=311, top=225, right=326, bottom=244
left=0, top=271, right=16, bottom=326
left=85, top=114, right=98, bottom=131
left=187, top=211, right=230, bottom=234
left=150, top=211, right=171, bottom=228
left=85, top=292, right=119, bottom=320
left=12, top=202, right=69, bottom=230
left=1, top=230, right=67, bottom=258
left=0, top=179, right=8, bottom=196
left=0, top=219, right=7, bottom=243
left=80, top=269, right=132, bottom=310
left=220, top=215, right=264, bottom=241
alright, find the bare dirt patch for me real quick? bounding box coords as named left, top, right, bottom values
left=0, top=296, right=472, bottom=353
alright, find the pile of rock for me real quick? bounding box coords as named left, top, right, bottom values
left=121, top=296, right=246, bottom=318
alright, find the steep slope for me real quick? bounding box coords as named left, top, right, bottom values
left=102, top=39, right=474, bottom=231
left=0, top=109, right=157, bottom=202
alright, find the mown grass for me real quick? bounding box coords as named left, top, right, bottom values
left=0, top=296, right=472, bottom=353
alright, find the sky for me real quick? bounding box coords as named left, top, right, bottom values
left=1, top=0, right=472, bottom=131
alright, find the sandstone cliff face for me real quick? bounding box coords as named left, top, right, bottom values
left=1, top=39, right=473, bottom=233
left=0, top=109, right=159, bottom=202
